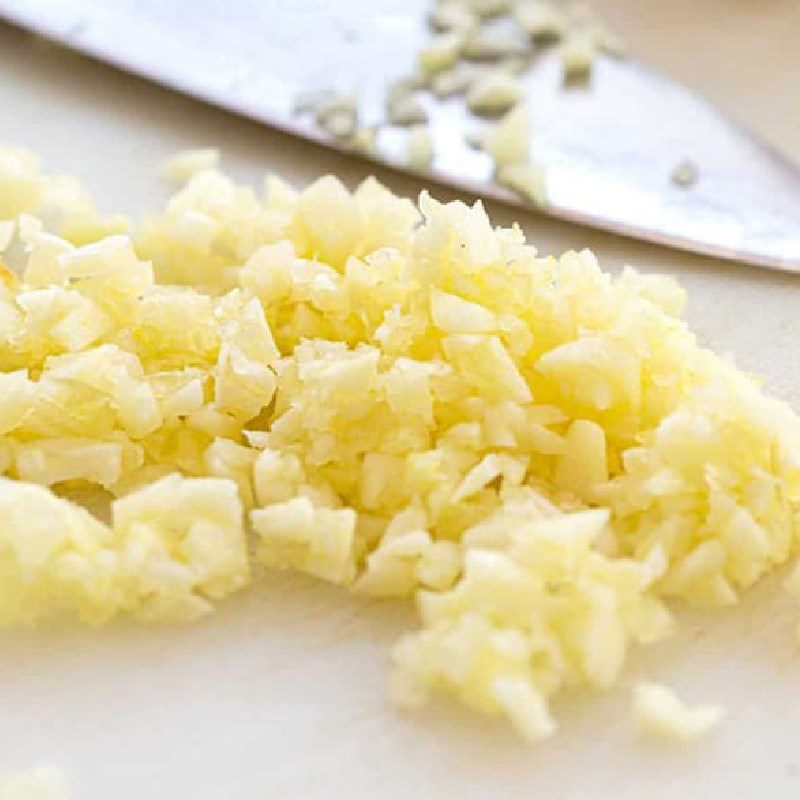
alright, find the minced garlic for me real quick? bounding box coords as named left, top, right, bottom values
left=467, top=70, right=524, bottom=114
left=496, top=161, right=547, bottom=207
left=633, top=682, right=726, bottom=742
left=514, top=1, right=568, bottom=42
left=418, top=32, right=464, bottom=75
left=0, top=147, right=797, bottom=744
left=163, top=148, right=219, bottom=186
left=482, top=103, right=530, bottom=167
left=462, top=24, right=527, bottom=61
left=560, top=30, right=596, bottom=83
left=428, top=2, right=477, bottom=35
left=388, top=95, right=429, bottom=127
left=407, top=126, right=435, bottom=171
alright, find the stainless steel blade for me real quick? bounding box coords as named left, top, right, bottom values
left=1, top=0, right=798, bottom=271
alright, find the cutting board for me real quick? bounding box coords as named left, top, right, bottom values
left=0, top=4, right=798, bottom=797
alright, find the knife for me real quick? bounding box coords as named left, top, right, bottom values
left=1, top=0, right=798, bottom=272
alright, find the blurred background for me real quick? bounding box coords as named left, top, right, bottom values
left=588, top=0, right=799, bottom=162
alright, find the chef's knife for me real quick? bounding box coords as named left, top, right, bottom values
left=1, top=0, right=798, bottom=272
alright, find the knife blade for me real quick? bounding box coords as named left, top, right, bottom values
left=1, top=0, right=798, bottom=272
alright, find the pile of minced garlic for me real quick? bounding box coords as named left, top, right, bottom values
left=0, top=145, right=798, bottom=748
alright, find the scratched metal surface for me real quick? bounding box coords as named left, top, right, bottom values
left=0, top=0, right=798, bottom=271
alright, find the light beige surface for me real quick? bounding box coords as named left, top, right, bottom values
left=0, top=6, right=798, bottom=799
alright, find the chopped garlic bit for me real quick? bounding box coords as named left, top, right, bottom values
left=252, top=496, right=357, bottom=585
left=292, top=88, right=335, bottom=115
left=463, top=24, right=528, bottom=61
left=313, top=91, right=358, bottom=122
left=430, top=61, right=484, bottom=98
left=407, top=126, right=435, bottom=171
left=0, top=219, right=15, bottom=250
left=418, top=32, right=464, bottom=75
left=311, top=91, right=360, bottom=140
left=387, top=75, right=426, bottom=106
left=561, top=30, right=596, bottom=83
left=348, top=125, right=379, bottom=157
left=633, top=682, right=726, bottom=742
left=482, top=103, right=530, bottom=166
left=324, top=110, right=357, bottom=140
left=428, top=1, right=477, bottom=34
left=163, top=148, right=219, bottom=186
left=672, top=159, right=698, bottom=188
left=496, top=53, right=531, bottom=76
left=492, top=675, right=557, bottom=741
left=467, top=0, right=512, bottom=17
left=388, top=95, right=429, bottom=127
left=467, top=70, right=524, bottom=114
left=514, top=1, right=568, bottom=42
left=496, top=161, right=548, bottom=207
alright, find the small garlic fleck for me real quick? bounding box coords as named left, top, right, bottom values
left=314, top=92, right=358, bottom=125
left=496, top=53, right=531, bottom=76
left=348, top=126, right=379, bottom=156
left=514, top=1, right=568, bottom=43
left=430, top=62, right=484, bottom=98
left=162, top=149, right=219, bottom=186
left=324, top=109, right=358, bottom=140
left=463, top=24, right=528, bottom=60
left=428, top=1, right=477, bottom=34
left=633, top=682, right=726, bottom=742
left=292, top=88, right=335, bottom=115
left=672, top=160, right=698, bottom=189
left=483, top=104, right=530, bottom=167
left=418, top=32, right=464, bottom=75
left=388, top=95, right=429, bottom=126
left=560, top=31, right=596, bottom=83
left=496, top=161, right=548, bottom=208
left=467, top=0, right=512, bottom=18
left=467, top=71, right=524, bottom=115
left=407, top=126, right=435, bottom=171
left=387, top=75, right=427, bottom=106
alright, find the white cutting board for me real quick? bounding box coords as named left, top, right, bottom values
left=0, top=10, right=799, bottom=799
